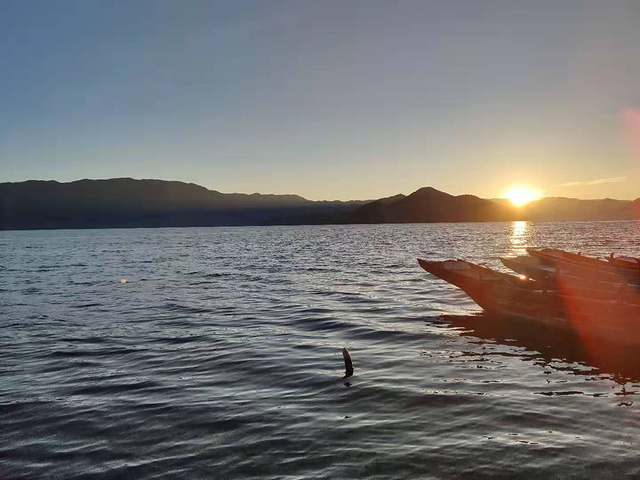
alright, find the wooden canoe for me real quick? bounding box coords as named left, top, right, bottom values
left=418, top=258, right=640, bottom=346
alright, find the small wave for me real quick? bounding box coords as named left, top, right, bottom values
left=74, top=302, right=103, bottom=309
left=0, top=399, right=54, bottom=414
left=154, top=335, right=208, bottom=345
left=68, top=380, right=163, bottom=396
left=163, top=303, right=213, bottom=314
left=347, top=325, right=443, bottom=343
left=288, top=317, right=350, bottom=333
left=188, top=280, right=215, bottom=286
left=47, top=347, right=144, bottom=358
left=536, top=391, right=613, bottom=397
left=203, top=272, right=230, bottom=278
left=36, top=266, right=58, bottom=272
left=60, top=336, right=107, bottom=344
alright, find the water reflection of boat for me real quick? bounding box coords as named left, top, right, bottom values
left=417, top=258, right=640, bottom=347
left=441, top=313, right=640, bottom=384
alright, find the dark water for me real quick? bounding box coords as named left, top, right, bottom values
left=2, top=222, right=640, bottom=479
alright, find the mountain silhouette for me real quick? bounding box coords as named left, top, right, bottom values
left=347, top=187, right=517, bottom=223
left=0, top=179, right=638, bottom=230
left=523, top=197, right=637, bottom=221
left=0, top=178, right=362, bottom=230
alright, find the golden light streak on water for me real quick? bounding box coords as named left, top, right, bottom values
left=508, top=220, right=530, bottom=257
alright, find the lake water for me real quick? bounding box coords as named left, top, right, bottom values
left=1, top=221, right=640, bottom=479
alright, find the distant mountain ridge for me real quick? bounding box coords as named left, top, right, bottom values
left=0, top=178, right=364, bottom=230
left=347, top=190, right=640, bottom=224
left=0, top=178, right=638, bottom=230
left=523, top=197, right=639, bottom=221
left=346, top=187, right=516, bottom=223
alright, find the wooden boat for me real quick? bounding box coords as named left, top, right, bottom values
left=526, top=248, right=640, bottom=285
left=500, top=255, right=640, bottom=293
left=608, top=254, right=640, bottom=270
left=500, top=255, right=556, bottom=283
left=418, top=258, right=640, bottom=346
left=528, top=248, right=616, bottom=270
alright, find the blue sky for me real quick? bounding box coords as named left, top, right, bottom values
left=1, top=0, right=639, bottom=200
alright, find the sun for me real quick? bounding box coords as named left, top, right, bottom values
left=503, top=186, right=542, bottom=207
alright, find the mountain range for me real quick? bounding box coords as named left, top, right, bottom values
left=0, top=178, right=638, bottom=230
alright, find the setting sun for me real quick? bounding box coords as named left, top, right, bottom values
left=503, top=187, right=542, bottom=207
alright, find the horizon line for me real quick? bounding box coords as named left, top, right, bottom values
left=1, top=176, right=638, bottom=203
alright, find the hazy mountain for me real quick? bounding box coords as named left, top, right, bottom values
left=1, top=179, right=638, bottom=230
left=339, top=193, right=407, bottom=224
left=0, top=178, right=364, bottom=230
left=0, top=178, right=307, bottom=210
left=347, top=187, right=517, bottom=223
left=344, top=189, right=639, bottom=224
left=522, top=197, right=637, bottom=221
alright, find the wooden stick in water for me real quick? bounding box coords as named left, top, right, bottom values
left=342, top=347, right=354, bottom=378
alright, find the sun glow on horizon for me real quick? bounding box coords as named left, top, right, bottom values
left=503, top=186, right=542, bottom=207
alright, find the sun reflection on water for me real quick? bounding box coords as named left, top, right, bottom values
left=508, top=220, right=530, bottom=256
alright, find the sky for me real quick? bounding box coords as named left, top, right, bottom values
left=1, top=0, right=640, bottom=200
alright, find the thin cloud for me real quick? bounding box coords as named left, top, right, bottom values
left=553, top=176, right=626, bottom=188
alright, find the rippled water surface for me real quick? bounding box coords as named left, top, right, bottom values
left=2, top=222, right=640, bottom=479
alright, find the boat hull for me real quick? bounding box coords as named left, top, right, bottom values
left=418, top=258, right=640, bottom=347
left=500, top=256, right=640, bottom=302
left=527, top=248, right=640, bottom=285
